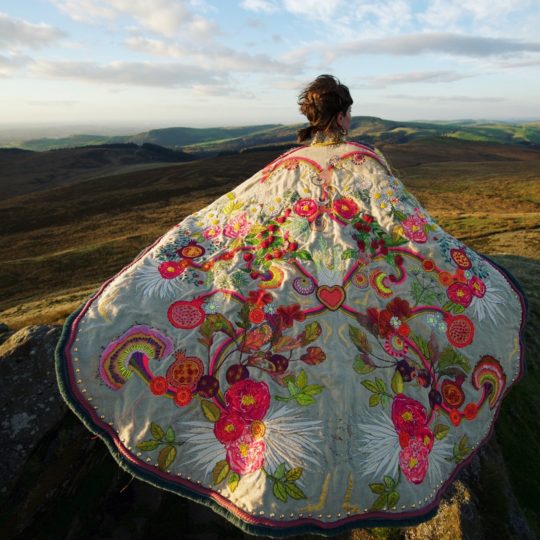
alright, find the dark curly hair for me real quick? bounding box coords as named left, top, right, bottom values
left=297, top=74, right=353, bottom=142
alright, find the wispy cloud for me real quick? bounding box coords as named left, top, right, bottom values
left=417, top=0, right=535, bottom=32
left=498, top=56, right=540, bottom=69
left=282, top=0, right=343, bottom=20
left=0, top=54, right=19, bottom=77
left=30, top=59, right=224, bottom=88
left=386, top=94, right=505, bottom=103
left=335, top=33, right=540, bottom=58
left=52, top=0, right=216, bottom=38
left=0, top=12, right=67, bottom=49
left=124, top=36, right=301, bottom=74
left=363, top=70, right=473, bottom=89
left=240, top=0, right=278, bottom=13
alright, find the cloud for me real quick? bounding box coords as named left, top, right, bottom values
left=124, top=36, right=301, bottom=74
left=329, top=33, right=540, bottom=60
left=192, top=84, right=255, bottom=99
left=386, top=94, right=505, bottom=103
left=125, top=36, right=189, bottom=58
left=0, top=12, right=67, bottom=49
left=240, top=0, right=278, bottom=13
left=52, top=0, right=216, bottom=38
left=498, top=56, right=540, bottom=69
left=0, top=52, right=32, bottom=77
left=418, top=0, right=534, bottom=31
left=282, top=0, right=342, bottom=20
left=363, top=70, right=473, bottom=89
left=30, top=59, right=224, bottom=88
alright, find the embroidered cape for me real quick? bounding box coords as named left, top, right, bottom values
left=56, top=138, right=527, bottom=536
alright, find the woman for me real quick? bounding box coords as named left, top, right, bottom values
left=56, top=74, right=526, bottom=536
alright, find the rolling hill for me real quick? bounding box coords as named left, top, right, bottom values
left=5, top=117, right=540, bottom=153
left=0, top=142, right=194, bottom=199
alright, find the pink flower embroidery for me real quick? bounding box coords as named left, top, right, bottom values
left=226, top=379, right=271, bottom=421
left=213, top=412, right=248, bottom=444
left=399, top=437, right=430, bottom=484
left=294, top=198, right=319, bottom=220
left=391, top=394, right=435, bottom=484
left=203, top=225, right=221, bottom=240
left=469, top=276, right=486, bottom=298
left=158, top=261, right=184, bottom=279
left=391, top=394, right=427, bottom=436
left=332, top=197, right=359, bottom=220
left=447, top=282, right=473, bottom=307
left=223, top=212, right=251, bottom=238
left=402, top=212, right=428, bottom=243
left=226, top=432, right=266, bottom=475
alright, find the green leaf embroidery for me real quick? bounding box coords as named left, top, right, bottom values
left=136, top=439, right=160, bottom=451
left=274, top=463, right=286, bottom=480
left=383, top=475, right=396, bottom=489
left=391, top=370, right=404, bottom=395
left=227, top=472, right=240, bottom=492
left=439, top=346, right=471, bottom=374
left=212, top=460, right=230, bottom=485
left=150, top=422, right=165, bottom=441
left=411, top=334, right=430, bottom=360
left=165, top=426, right=175, bottom=443
left=348, top=325, right=372, bottom=353
left=285, top=483, right=306, bottom=500
left=362, top=380, right=379, bottom=393
left=387, top=491, right=400, bottom=508
left=371, top=493, right=388, bottom=510
left=296, top=394, right=316, bottom=406
left=285, top=467, right=303, bottom=482
left=157, top=445, right=176, bottom=471
left=303, top=384, right=324, bottom=396
left=300, top=321, right=322, bottom=345
left=353, top=354, right=375, bottom=375
left=201, top=400, right=221, bottom=423
left=374, top=377, right=386, bottom=393
left=273, top=481, right=287, bottom=502
left=286, top=380, right=300, bottom=397
left=296, top=369, right=308, bottom=389
left=369, top=483, right=385, bottom=494
left=434, top=423, right=450, bottom=440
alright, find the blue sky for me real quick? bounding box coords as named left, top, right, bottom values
left=1, top=0, right=540, bottom=129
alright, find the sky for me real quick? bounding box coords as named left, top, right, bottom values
left=1, top=0, right=540, bottom=130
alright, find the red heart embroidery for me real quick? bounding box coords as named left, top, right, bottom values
left=316, top=285, right=345, bottom=311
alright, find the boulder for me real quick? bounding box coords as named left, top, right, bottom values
left=0, top=325, right=65, bottom=494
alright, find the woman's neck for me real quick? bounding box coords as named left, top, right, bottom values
left=310, top=130, right=346, bottom=146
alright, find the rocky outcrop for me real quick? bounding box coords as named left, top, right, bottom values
left=0, top=325, right=65, bottom=494
left=0, top=255, right=538, bottom=539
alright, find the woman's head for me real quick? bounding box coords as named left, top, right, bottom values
left=297, top=74, right=353, bottom=142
